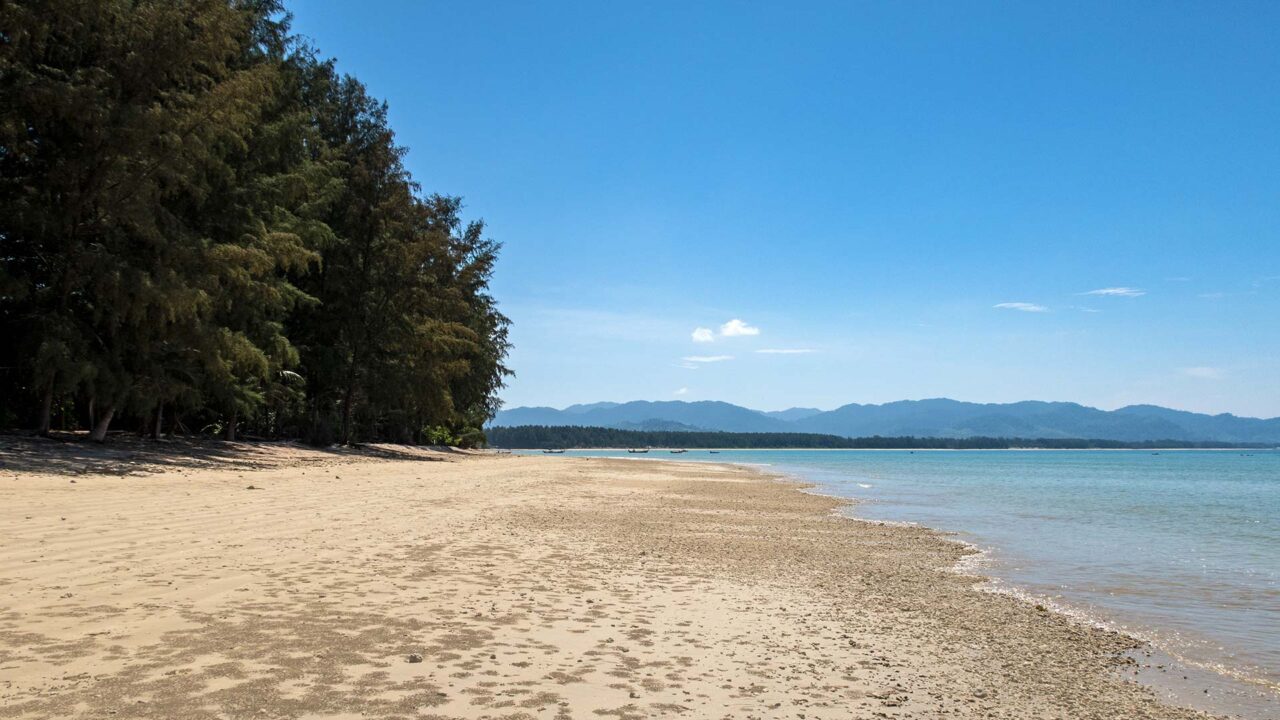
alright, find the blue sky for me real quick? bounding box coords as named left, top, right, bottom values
left=291, top=1, right=1280, bottom=418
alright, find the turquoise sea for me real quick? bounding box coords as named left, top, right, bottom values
left=530, top=449, right=1280, bottom=718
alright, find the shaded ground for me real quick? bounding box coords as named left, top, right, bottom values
left=0, top=433, right=451, bottom=477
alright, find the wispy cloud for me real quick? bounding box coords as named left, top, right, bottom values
left=1069, top=306, right=1102, bottom=313
left=1081, top=287, right=1146, bottom=297
left=691, top=327, right=715, bottom=343
left=756, top=348, right=817, bottom=354
left=1182, top=366, right=1223, bottom=379
left=1198, top=292, right=1226, bottom=299
left=682, top=355, right=733, bottom=363
left=674, top=387, right=689, bottom=396
left=994, top=302, right=1049, bottom=312
left=719, top=318, right=760, bottom=337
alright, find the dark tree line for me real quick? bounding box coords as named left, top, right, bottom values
left=487, top=426, right=1269, bottom=450
left=0, top=0, right=510, bottom=445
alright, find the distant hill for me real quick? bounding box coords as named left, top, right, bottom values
left=611, top=419, right=705, bottom=432
left=761, top=407, right=824, bottom=421
left=488, top=426, right=1271, bottom=450
left=562, top=402, right=622, bottom=414
left=493, top=400, right=790, bottom=433
left=491, top=398, right=1280, bottom=444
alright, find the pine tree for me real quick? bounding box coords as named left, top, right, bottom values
left=1, top=1, right=511, bottom=444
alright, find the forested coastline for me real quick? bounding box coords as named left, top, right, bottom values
left=0, top=1, right=510, bottom=445
left=488, top=426, right=1272, bottom=450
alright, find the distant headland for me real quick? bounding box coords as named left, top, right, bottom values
left=491, top=399, right=1280, bottom=444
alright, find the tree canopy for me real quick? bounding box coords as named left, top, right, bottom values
left=0, top=0, right=510, bottom=445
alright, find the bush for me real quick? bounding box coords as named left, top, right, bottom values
left=423, top=426, right=456, bottom=446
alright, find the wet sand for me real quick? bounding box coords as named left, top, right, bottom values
left=0, top=441, right=1218, bottom=719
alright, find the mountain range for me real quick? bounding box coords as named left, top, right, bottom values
left=490, top=399, right=1280, bottom=444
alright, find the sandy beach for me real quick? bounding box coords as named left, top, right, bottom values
left=0, top=440, right=1216, bottom=719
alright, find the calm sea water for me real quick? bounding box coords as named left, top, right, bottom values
left=532, top=449, right=1280, bottom=717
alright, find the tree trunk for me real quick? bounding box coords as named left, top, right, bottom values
left=37, top=386, right=54, bottom=436
left=225, top=412, right=237, bottom=442
left=339, top=348, right=362, bottom=446
left=89, top=405, right=115, bottom=443
left=340, top=384, right=355, bottom=445
left=150, top=405, right=163, bottom=440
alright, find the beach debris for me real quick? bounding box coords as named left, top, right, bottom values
left=407, top=653, right=424, bottom=663
left=245, top=485, right=260, bottom=490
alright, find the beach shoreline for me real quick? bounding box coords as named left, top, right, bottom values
left=752, top=452, right=1278, bottom=719
left=0, top=441, right=1223, bottom=719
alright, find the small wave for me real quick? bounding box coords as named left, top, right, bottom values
left=857, top=482, right=873, bottom=489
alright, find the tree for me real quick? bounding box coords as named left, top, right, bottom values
left=0, top=1, right=511, bottom=444
left=2, top=0, right=287, bottom=439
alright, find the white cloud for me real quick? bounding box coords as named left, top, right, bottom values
left=1069, top=306, right=1101, bottom=313
left=1198, top=292, right=1226, bottom=299
left=756, top=348, right=817, bottom=354
left=682, top=355, right=733, bottom=363
left=689, top=318, right=762, bottom=343
left=1182, top=366, right=1223, bottom=379
left=994, top=302, right=1049, bottom=313
left=674, top=387, right=689, bottom=396
left=719, top=318, right=760, bottom=337
left=1082, top=287, right=1146, bottom=297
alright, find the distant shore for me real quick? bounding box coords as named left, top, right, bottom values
left=487, top=425, right=1276, bottom=451
left=0, top=443, right=1219, bottom=719
left=505, top=445, right=1275, bottom=452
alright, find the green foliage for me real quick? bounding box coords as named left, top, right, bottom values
left=455, top=426, right=488, bottom=450
left=422, top=426, right=456, bottom=447
left=0, top=1, right=510, bottom=444
left=420, top=425, right=487, bottom=449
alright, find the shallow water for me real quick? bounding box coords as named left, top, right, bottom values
left=538, top=448, right=1280, bottom=718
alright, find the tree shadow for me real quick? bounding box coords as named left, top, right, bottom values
left=0, top=432, right=454, bottom=476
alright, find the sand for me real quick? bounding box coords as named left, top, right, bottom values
left=0, top=438, right=1218, bottom=719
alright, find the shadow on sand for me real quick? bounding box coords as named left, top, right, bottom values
left=0, top=432, right=456, bottom=477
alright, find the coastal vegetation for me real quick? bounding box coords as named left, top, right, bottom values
left=0, top=0, right=510, bottom=445
left=487, top=425, right=1273, bottom=450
